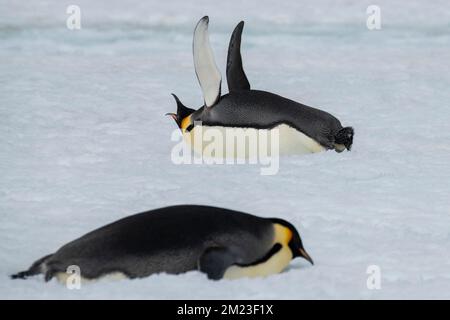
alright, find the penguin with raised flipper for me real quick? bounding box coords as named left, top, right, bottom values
left=11, top=205, right=313, bottom=282
left=169, top=16, right=354, bottom=155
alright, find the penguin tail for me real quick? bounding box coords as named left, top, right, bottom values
left=11, top=254, right=53, bottom=280
left=335, top=127, right=354, bottom=151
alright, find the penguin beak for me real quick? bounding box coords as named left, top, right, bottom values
left=165, top=113, right=180, bottom=128
left=299, top=248, right=314, bottom=265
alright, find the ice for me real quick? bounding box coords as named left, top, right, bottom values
left=1, top=0, right=450, bottom=299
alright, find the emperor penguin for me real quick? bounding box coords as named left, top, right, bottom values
left=168, top=17, right=354, bottom=157
left=11, top=205, right=313, bottom=282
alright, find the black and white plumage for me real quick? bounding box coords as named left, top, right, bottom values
left=11, top=205, right=313, bottom=282
left=168, top=17, right=354, bottom=155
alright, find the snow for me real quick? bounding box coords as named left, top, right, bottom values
left=1, top=0, right=450, bottom=299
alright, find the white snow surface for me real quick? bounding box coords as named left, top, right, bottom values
left=1, top=0, right=450, bottom=299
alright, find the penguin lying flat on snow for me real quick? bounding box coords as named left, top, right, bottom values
left=168, top=17, right=354, bottom=155
left=11, top=205, right=313, bottom=282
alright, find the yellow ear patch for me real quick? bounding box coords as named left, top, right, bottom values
left=181, top=115, right=192, bottom=131
left=273, top=224, right=293, bottom=245
left=221, top=223, right=295, bottom=280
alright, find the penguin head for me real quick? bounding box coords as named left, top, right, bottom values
left=166, top=94, right=196, bottom=130
left=335, top=126, right=354, bottom=151
left=270, top=218, right=314, bottom=265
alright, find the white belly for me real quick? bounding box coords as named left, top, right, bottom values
left=223, top=245, right=293, bottom=280
left=183, top=124, right=325, bottom=159
left=55, top=271, right=127, bottom=284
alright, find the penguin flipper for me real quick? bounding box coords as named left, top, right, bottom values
left=198, top=247, right=237, bottom=280
left=226, top=21, right=251, bottom=92
left=193, top=16, right=222, bottom=108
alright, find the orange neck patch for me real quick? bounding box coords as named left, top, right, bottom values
left=181, top=115, right=192, bottom=131
left=273, top=224, right=293, bottom=245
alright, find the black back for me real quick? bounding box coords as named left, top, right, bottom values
left=41, top=205, right=274, bottom=279
left=191, top=90, right=345, bottom=149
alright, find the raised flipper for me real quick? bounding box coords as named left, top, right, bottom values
left=198, top=247, right=237, bottom=280
left=193, top=16, right=222, bottom=108
left=226, top=21, right=250, bottom=92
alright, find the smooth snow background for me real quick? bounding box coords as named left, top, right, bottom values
left=1, top=0, right=450, bottom=299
